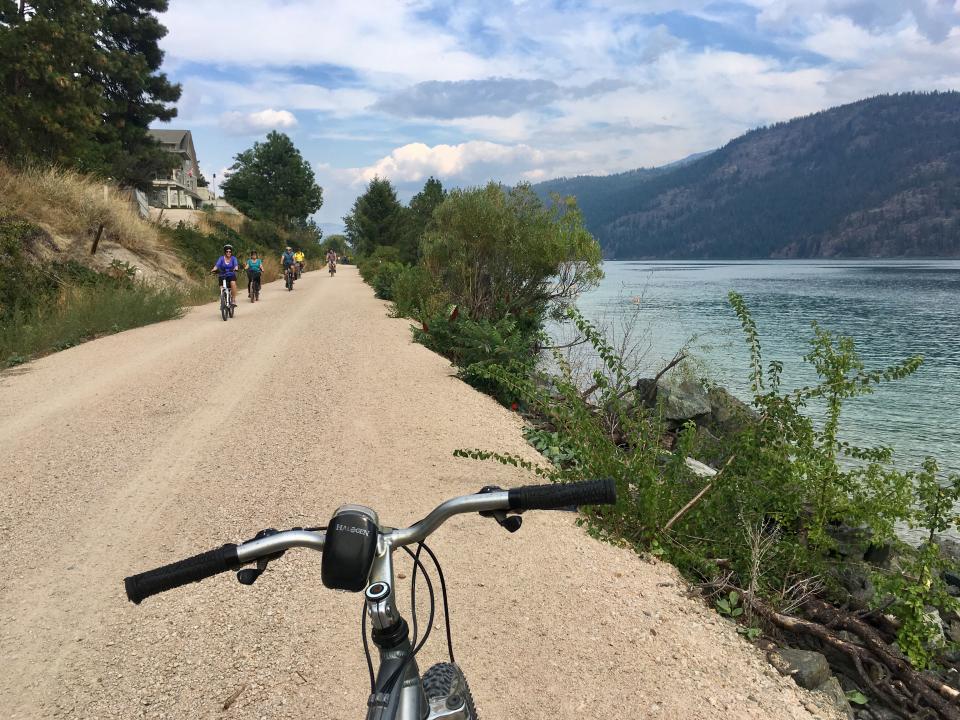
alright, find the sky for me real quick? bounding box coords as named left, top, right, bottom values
left=154, top=0, right=960, bottom=234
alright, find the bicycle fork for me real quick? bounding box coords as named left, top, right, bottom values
left=363, top=547, right=469, bottom=720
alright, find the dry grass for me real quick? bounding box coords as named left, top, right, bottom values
left=0, top=163, right=162, bottom=257
left=196, top=210, right=245, bottom=236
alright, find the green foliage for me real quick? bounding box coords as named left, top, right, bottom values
left=421, top=183, right=602, bottom=325
left=389, top=264, right=444, bottom=320
left=414, top=311, right=542, bottom=404
left=371, top=261, right=405, bottom=301
left=455, top=295, right=928, bottom=614
left=0, top=216, right=56, bottom=318
left=846, top=691, right=869, bottom=706
left=356, top=245, right=401, bottom=284
left=716, top=590, right=744, bottom=618
left=873, top=458, right=960, bottom=669
left=0, top=277, right=184, bottom=365
left=0, top=0, right=181, bottom=187
left=0, top=0, right=105, bottom=166
left=77, top=0, right=181, bottom=189
left=396, top=176, right=446, bottom=263
left=221, top=132, right=323, bottom=227
left=344, top=177, right=404, bottom=257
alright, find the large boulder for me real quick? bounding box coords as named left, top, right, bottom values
left=769, top=647, right=832, bottom=689
left=657, top=378, right=712, bottom=421
left=704, top=385, right=758, bottom=438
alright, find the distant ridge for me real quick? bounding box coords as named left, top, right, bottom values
left=533, top=92, right=960, bottom=259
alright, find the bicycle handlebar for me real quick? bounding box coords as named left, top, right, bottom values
left=124, top=480, right=616, bottom=604
left=125, top=544, right=240, bottom=604
left=508, top=478, right=615, bottom=511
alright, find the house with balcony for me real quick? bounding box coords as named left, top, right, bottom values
left=147, top=129, right=202, bottom=209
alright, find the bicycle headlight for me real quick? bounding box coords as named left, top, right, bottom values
left=321, top=505, right=379, bottom=591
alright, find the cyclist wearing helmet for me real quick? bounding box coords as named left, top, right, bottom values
left=211, top=244, right=240, bottom=307
left=281, top=246, right=296, bottom=286
left=293, top=249, right=305, bottom=276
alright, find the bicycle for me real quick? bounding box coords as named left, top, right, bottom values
left=329, top=261, right=337, bottom=276
left=124, top=479, right=616, bottom=720
left=218, top=277, right=235, bottom=320
left=247, top=272, right=261, bottom=302
left=284, top=265, right=295, bottom=291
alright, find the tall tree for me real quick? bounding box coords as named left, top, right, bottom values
left=0, top=0, right=105, bottom=165
left=399, top=176, right=445, bottom=262
left=221, top=131, right=323, bottom=227
left=343, top=176, right=403, bottom=256
left=80, top=0, right=182, bottom=188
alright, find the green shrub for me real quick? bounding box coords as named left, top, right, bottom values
left=456, top=298, right=926, bottom=604
left=421, top=183, right=602, bottom=323
left=390, top=264, right=444, bottom=319
left=0, top=216, right=56, bottom=319
left=371, top=261, right=405, bottom=300
left=357, top=245, right=402, bottom=284
left=414, top=310, right=541, bottom=403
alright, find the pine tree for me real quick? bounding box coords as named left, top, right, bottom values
left=78, top=0, right=182, bottom=188
left=0, top=0, right=105, bottom=165
left=343, top=177, right=404, bottom=256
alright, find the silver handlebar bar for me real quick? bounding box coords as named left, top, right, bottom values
left=235, top=489, right=512, bottom=564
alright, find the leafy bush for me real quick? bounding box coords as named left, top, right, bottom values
left=414, top=311, right=542, bottom=403
left=0, top=216, right=55, bottom=319
left=357, top=245, right=402, bottom=284
left=371, top=261, right=405, bottom=300
left=457, top=297, right=927, bottom=608
left=390, top=264, right=444, bottom=319
left=420, top=182, right=602, bottom=324
left=873, top=458, right=960, bottom=668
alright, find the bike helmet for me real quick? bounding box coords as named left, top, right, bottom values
left=223, top=244, right=233, bottom=253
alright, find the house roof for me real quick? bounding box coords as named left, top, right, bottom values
left=148, top=129, right=198, bottom=166
left=149, top=129, right=190, bottom=145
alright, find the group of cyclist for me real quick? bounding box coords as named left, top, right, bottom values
left=210, top=243, right=338, bottom=309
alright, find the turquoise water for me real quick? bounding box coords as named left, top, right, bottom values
left=572, top=260, right=960, bottom=479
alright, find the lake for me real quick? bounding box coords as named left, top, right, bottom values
left=571, top=260, right=960, bottom=483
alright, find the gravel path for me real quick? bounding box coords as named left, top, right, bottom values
left=0, top=267, right=841, bottom=719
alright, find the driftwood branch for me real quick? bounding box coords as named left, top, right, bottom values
left=736, top=590, right=960, bottom=720
left=662, top=455, right=735, bottom=532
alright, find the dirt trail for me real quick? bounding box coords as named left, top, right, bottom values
left=0, top=268, right=841, bottom=719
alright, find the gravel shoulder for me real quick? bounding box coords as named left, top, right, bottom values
left=0, top=267, right=841, bottom=719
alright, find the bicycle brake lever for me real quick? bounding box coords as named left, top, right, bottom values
left=236, top=528, right=286, bottom=586
left=477, top=486, right=523, bottom=533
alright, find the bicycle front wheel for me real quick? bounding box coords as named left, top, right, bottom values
left=422, top=663, right=479, bottom=720
left=220, top=294, right=228, bottom=321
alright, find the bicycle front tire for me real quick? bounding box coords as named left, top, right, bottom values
left=422, top=663, right=479, bottom=720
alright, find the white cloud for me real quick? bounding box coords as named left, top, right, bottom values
left=219, top=108, right=298, bottom=135
left=351, top=140, right=588, bottom=187
left=162, top=0, right=501, bottom=82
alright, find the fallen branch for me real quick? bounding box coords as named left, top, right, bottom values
left=662, top=455, right=735, bottom=532
left=739, top=591, right=959, bottom=719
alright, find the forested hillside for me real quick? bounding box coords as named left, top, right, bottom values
left=534, top=92, right=960, bottom=258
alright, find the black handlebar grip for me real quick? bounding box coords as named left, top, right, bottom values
left=508, top=479, right=617, bottom=511
left=124, top=543, right=240, bottom=604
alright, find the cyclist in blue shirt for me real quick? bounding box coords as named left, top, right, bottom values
left=211, top=244, right=240, bottom=307
left=281, top=246, right=296, bottom=286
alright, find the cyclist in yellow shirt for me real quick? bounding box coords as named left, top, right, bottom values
left=293, top=250, right=305, bottom=278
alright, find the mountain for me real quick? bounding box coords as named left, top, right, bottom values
left=533, top=92, right=960, bottom=258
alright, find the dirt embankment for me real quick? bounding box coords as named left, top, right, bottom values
left=0, top=267, right=840, bottom=719
left=0, top=163, right=190, bottom=283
